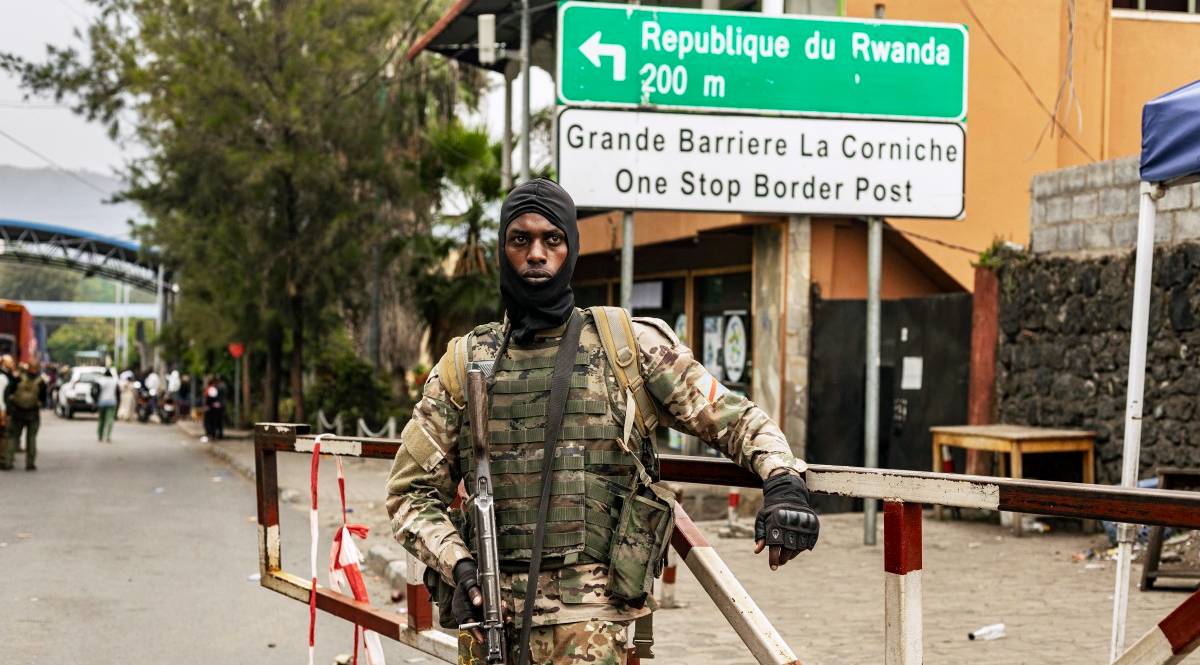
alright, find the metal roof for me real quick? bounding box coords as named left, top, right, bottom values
left=407, top=0, right=759, bottom=71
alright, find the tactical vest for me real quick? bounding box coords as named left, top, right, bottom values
left=454, top=312, right=655, bottom=570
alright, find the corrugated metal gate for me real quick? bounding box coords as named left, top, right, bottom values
left=808, top=292, right=972, bottom=512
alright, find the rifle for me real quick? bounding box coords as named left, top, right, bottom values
left=465, top=368, right=507, bottom=664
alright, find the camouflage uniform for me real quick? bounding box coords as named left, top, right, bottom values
left=459, top=619, right=630, bottom=665
left=386, top=309, right=805, bottom=661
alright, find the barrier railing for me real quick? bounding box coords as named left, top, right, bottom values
left=316, top=409, right=399, bottom=439
left=253, top=423, right=1200, bottom=665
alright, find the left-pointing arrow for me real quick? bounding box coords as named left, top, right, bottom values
left=579, top=31, right=626, bottom=82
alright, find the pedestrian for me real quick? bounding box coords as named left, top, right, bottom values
left=202, top=377, right=224, bottom=442
left=144, top=368, right=162, bottom=419
left=117, top=367, right=136, bottom=421
left=0, top=355, right=13, bottom=466
left=385, top=179, right=820, bottom=664
left=5, top=360, right=47, bottom=471
left=94, top=368, right=119, bottom=443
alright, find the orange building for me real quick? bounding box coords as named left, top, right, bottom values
left=409, top=1, right=1200, bottom=455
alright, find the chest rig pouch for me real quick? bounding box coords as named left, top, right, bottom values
left=440, top=308, right=675, bottom=606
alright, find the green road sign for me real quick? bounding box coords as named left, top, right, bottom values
left=557, top=1, right=968, bottom=121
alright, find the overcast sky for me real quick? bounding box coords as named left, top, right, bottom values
left=0, top=0, right=554, bottom=178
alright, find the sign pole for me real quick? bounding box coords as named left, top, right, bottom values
left=621, top=211, right=634, bottom=311
left=234, top=354, right=242, bottom=428
left=864, top=216, right=883, bottom=546
left=863, top=2, right=887, bottom=548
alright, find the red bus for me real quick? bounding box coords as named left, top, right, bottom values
left=0, top=300, right=37, bottom=364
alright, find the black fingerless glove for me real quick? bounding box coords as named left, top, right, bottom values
left=451, top=558, right=483, bottom=627
left=754, top=472, right=820, bottom=552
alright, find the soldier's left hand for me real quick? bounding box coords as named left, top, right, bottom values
left=754, top=471, right=820, bottom=570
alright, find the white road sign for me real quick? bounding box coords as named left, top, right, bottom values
left=557, top=107, right=965, bottom=219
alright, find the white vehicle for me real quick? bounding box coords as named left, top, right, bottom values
left=56, top=366, right=108, bottom=419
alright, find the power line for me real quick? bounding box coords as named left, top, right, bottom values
left=959, top=0, right=1097, bottom=162
left=885, top=225, right=982, bottom=256
left=0, top=127, right=111, bottom=196
left=53, top=0, right=89, bottom=23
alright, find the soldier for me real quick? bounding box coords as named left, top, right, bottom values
left=5, top=360, right=46, bottom=471
left=386, top=179, right=820, bottom=665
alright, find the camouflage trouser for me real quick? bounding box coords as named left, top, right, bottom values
left=458, top=619, right=629, bottom=665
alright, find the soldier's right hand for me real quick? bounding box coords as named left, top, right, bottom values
left=452, top=559, right=485, bottom=642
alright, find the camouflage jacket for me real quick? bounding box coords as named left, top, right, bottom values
left=385, top=310, right=805, bottom=627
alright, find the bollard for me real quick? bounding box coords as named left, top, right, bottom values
left=728, top=487, right=741, bottom=527
left=659, top=546, right=680, bottom=609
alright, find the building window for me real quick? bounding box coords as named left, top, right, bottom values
left=630, top=278, right=687, bottom=344
left=694, top=272, right=753, bottom=395
left=1113, top=0, right=1196, bottom=12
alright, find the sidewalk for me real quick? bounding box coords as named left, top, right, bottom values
left=179, top=422, right=404, bottom=589
left=189, top=425, right=1190, bottom=664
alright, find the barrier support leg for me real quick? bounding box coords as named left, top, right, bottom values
left=671, top=504, right=799, bottom=665
left=884, top=501, right=923, bottom=665
left=1114, top=588, right=1200, bottom=665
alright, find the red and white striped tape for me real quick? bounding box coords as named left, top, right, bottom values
left=309, top=434, right=387, bottom=665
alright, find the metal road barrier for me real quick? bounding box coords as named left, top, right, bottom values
left=253, top=423, right=1200, bottom=665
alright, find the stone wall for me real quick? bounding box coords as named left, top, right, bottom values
left=1030, top=156, right=1200, bottom=254
left=995, top=243, right=1200, bottom=483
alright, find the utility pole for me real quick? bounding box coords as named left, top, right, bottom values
left=863, top=2, right=887, bottom=547
left=113, top=282, right=121, bottom=368
left=502, top=66, right=515, bottom=190
left=154, top=263, right=165, bottom=374
left=519, top=0, right=531, bottom=182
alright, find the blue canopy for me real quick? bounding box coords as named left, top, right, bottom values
left=1141, top=80, right=1200, bottom=184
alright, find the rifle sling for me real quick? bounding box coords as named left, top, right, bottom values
left=516, top=310, right=583, bottom=665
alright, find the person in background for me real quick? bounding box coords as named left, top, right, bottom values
left=5, top=361, right=47, bottom=471
left=144, top=368, right=162, bottom=419
left=167, top=368, right=181, bottom=397
left=94, top=368, right=119, bottom=443
left=178, top=373, right=193, bottom=418
left=202, top=376, right=224, bottom=442
left=0, top=355, right=13, bottom=464
left=117, top=367, right=136, bottom=421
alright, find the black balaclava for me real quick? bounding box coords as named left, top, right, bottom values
left=498, top=178, right=579, bottom=345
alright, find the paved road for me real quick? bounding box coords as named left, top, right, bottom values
left=0, top=412, right=427, bottom=665
left=3, top=413, right=1192, bottom=664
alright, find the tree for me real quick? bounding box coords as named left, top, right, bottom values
left=409, top=122, right=504, bottom=359
left=2, top=0, right=479, bottom=420
left=0, top=263, right=81, bottom=301
left=47, top=319, right=112, bottom=364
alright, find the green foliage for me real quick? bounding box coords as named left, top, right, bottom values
left=0, top=263, right=81, bottom=301
left=47, top=319, right=112, bottom=363
left=309, top=329, right=405, bottom=428
left=407, top=121, right=505, bottom=356
left=0, top=262, right=151, bottom=303
left=976, top=237, right=1028, bottom=270
left=1, top=0, right=483, bottom=419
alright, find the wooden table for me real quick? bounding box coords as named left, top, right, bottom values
left=1140, top=467, right=1200, bottom=591
left=930, top=424, right=1096, bottom=535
